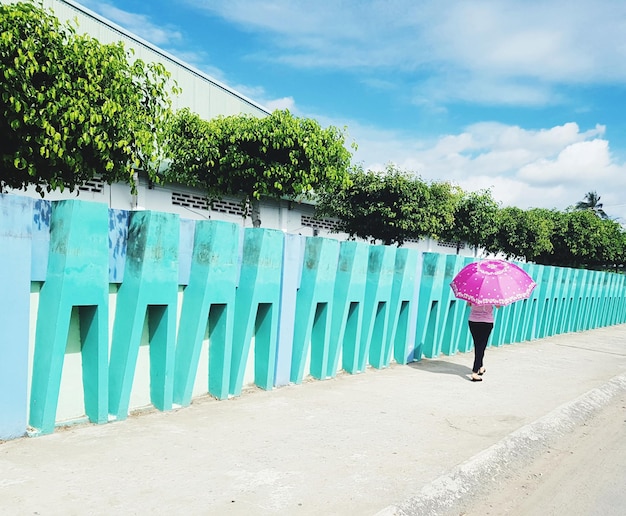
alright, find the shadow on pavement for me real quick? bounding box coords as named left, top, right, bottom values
left=407, top=358, right=472, bottom=380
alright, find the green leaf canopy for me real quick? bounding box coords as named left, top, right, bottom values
left=0, top=1, right=176, bottom=194
left=163, top=108, right=352, bottom=204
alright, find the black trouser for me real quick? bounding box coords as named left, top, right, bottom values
left=468, top=321, right=494, bottom=373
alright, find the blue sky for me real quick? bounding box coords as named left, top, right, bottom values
left=79, top=0, right=626, bottom=222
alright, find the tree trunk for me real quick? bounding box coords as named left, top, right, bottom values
left=251, top=198, right=262, bottom=227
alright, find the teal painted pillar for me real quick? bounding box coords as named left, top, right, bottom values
left=108, top=211, right=179, bottom=420
left=550, top=266, right=566, bottom=336
left=500, top=295, right=527, bottom=345
left=0, top=195, right=32, bottom=440
left=453, top=257, right=475, bottom=353
left=386, top=248, right=418, bottom=366
left=568, top=268, right=584, bottom=332
left=229, top=228, right=283, bottom=396
left=491, top=302, right=507, bottom=345
left=616, top=274, right=626, bottom=324
left=606, top=272, right=624, bottom=325
left=440, top=255, right=471, bottom=355
left=598, top=271, right=613, bottom=327
left=578, top=270, right=595, bottom=331
left=492, top=260, right=530, bottom=346
left=415, top=253, right=443, bottom=360
left=520, top=263, right=541, bottom=341
left=416, top=253, right=473, bottom=359
left=582, top=270, right=595, bottom=330
left=360, top=245, right=395, bottom=372
left=600, top=272, right=614, bottom=327
left=430, top=254, right=460, bottom=356
left=290, top=237, right=339, bottom=383
left=456, top=303, right=474, bottom=353
left=502, top=263, right=540, bottom=344
left=533, top=265, right=555, bottom=339
left=557, top=267, right=576, bottom=334
left=173, top=220, right=239, bottom=405
left=30, top=200, right=109, bottom=435
left=535, top=265, right=552, bottom=338
left=589, top=270, right=604, bottom=329
left=548, top=266, right=566, bottom=336
left=326, top=241, right=368, bottom=377
left=582, top=270, right=596, bottom=330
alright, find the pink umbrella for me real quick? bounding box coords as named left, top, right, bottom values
left=450, top=259, right=537, bottom=306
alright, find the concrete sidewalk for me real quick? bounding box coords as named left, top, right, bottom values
left=2, top=325, right=626, bottom=516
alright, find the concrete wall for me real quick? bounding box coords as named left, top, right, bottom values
left=2, top=194, right=626, bottom=440
left=10, top=174, right=475, bottom=255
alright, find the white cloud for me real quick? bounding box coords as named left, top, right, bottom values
left=264, top=97, right=296, bottom=111
left=340, top=119, right=626, bottom=221
left=82, top=1, right=183, bottom=46
left=78, top=1, right=626, bottom=222
left=517, top=139, right=612, bottom=184
left=184, top=0, right=626, bottom=105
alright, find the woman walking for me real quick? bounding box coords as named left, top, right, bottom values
left=467, top=302, right=498, bottom=382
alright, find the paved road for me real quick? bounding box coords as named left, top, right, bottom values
left=1, top=325, right=626, bottom=516
left=460, top=392, right=626, bottom=516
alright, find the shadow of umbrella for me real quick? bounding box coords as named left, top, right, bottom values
left=408, top=359, right=472, bottom=380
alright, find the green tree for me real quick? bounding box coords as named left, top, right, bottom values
left=485, top=206, right=626, bottom=269
left=439, top=189, right=499, bottom=254
left=574, top=191, right=608, bottom=219
left=315, top=164, right=458, bottom=246
left=0, top=1, right=176, bottom=195
left=587, top=218, right=626, bottom=269
left=484, top=207, right=554, bottom=262
left=164, top=108, right=353, bottom=226
left=534, top=210, right=612, bottom=268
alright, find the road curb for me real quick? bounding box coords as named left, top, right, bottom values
left=375, top=372, right=626, bottom=516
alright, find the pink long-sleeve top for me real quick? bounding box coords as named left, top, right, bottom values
left=468, top=303, right=495, bottom=323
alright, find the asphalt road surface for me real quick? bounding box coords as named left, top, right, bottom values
left=459, top=393, right=626, bottom=516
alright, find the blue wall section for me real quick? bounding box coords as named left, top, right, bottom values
left=2, top=195, right=626, bottom=439
left=108, top=209, right=129, bottom=283
left=275, top=234, right=305, bottom=386
left=178, top=218, right=195, bottom=286
left=31, top=199, right=51, bottom=281
left=0, top=195, right=32, bottom=439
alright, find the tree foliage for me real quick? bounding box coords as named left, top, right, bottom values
left=439, top=189, right=499, bottom=252
left=534, top=210, right=625, bottom=268
left=481, top=206, right=625, bottom=270
left=317, top=169, right=626, bottom=268
left=315, top=164, right=457, bottom=246
left=483, top=207, right=555, bottom=262
left=0, top=1, right=176, bottom=195
left=163, top=108, right=353, bottom=224
left=574, top=190, right=608, bottom=219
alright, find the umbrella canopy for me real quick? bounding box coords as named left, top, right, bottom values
left=450, top=259, right=537, bottom=306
